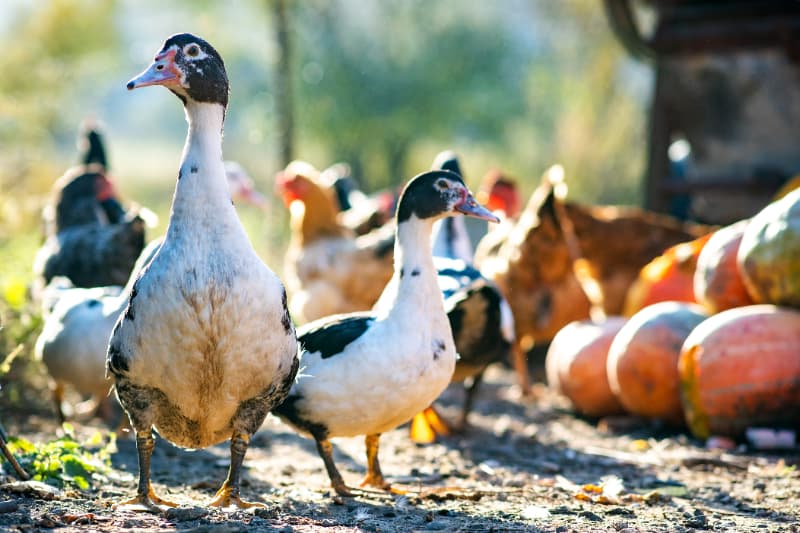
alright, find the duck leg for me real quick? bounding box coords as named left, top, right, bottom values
left=52, top=382, right=66, bottom=425
left=116, top=429, right=178, bottom=512
left=208, top=432, right=265, bottom=509
left=315, top=437, right=354, bottom=497
left=360, top=434, right=391, bottom=490
left=511, top=340, right=532, bottom=397
left=457, top=371, right=485, bottom=431
left=409, top=407, right=452, bottom=444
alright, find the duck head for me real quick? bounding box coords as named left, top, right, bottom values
left=396, top=170, right=500, bottom=224
left=431, top=150, right=464, bottom=178
left=127, top=33, right=229, bottom=108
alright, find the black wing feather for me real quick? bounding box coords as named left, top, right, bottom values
left=298, top=312, right=374, bottom=359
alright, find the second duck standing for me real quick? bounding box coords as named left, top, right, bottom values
left=273, top=169, right=498, bottom=496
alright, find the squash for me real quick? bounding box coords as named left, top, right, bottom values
left=738, top=188, right=800, bottom=306
left=607, top=302, right=708, bottom=424
left=624, top=233, right=713, bottom=316
left=679, top=305, right=800, bottom=439
left=545, top=317, right=627, bottom=417
left=694, top=220, right=754, bottom=313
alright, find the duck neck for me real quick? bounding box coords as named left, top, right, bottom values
left=377, top=215, right=444, bottom=320
left=166, top=101, right=237, bottom=236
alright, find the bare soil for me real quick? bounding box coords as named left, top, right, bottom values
left=0, top=365, right=798, bottom=532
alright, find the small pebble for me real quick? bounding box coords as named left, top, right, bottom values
left=165, top=506, right=208, bottom=522
left=254, top=507, right=279, bottom=520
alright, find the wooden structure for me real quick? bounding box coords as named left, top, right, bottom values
left=604, top=0, right=800, bottom=224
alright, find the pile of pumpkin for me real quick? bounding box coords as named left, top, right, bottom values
left=546, top=188, right=800, bottom=442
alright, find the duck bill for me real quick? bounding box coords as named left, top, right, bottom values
left=126, top=49, right=180, bottom=90
left=455, top=194, right=500, bottom=223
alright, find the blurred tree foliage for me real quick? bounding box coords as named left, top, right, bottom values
left=0, top=0, right=118, bottom=148
left=0, top=0, right=119, bottom=231
left=288, top=0, right=648, bottom=202
left=290, top=1, right=530, bottom=189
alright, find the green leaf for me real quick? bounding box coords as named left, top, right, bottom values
left=7, top=437, right=35, bottom=454
left=61, top=454, right=91, bottom=477
left=71, top=475, right=89, bottom=491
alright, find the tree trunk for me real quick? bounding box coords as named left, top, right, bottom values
left=269, top=0, right=294, bottom=166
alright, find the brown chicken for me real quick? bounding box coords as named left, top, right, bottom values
left=478, top=165, right=710, bottom=394
left=275, top=161, right=395, bottom=324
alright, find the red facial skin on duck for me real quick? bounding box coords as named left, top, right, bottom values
left=454, top=189, right=500, bottom=223
left=126, top=48, right=182, bottom=90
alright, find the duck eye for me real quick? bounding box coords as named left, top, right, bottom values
left=435, top=179, right=449, bottom=190
left=185, top=44, right=200, bottom=57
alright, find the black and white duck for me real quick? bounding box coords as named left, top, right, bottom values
left=106, top=33, right=298, bottom=511
left=33, top=123, right=149, bottom=295
left=272, top=169, right=498, bottom=497
left=408, top=151, right=515, bottom=443
left=41, top=122, right=125, bottom=236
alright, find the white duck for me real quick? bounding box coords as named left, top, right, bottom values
left=106, top=33, right=298, bottom=511
left=35, top=240, right=160, bottom=424
left=35, top=165, right=268, bottom=425
left=272, top=169, right=498, bottom=496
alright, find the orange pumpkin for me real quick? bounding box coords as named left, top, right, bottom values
left=694, top=219, right=754, bottom=313
left=624, top=233, right=713, bottom=316
left=679, top=305, right=800, bottom=439
left=546, top=317, right=627, bottom=417
left=607, top=302, right=708, bottom=424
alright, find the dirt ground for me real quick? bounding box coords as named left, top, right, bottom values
left=0, top=364, right=798, bottom=533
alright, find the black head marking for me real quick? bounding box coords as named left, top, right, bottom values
left=156, top=33, right=229, bottom=107
left=396, top=170, right=467, bottom=223
left=190, top=165, right=198, bottom=173
left=432, top=150, right=463, bottom=178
